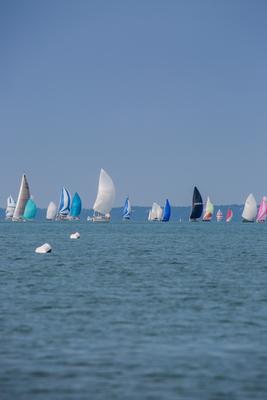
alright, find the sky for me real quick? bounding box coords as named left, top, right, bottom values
left=0, top=0, right=267, bottom=207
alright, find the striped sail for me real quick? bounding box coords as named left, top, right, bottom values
left=216, top=209, right=223, bottom=222
left=58, top=187, right=71, bottom=216
left=12, top=174, right=30, bottom=221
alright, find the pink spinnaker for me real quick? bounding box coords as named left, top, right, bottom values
left=226, top=208, right=233, bottom=223
left=256, top=196, right=267, bottom=222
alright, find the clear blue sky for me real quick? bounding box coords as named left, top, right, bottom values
left=0, top=0, right=266, bottom=207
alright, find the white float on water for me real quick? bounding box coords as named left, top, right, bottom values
left=70, top=232, right=80, bottom=239
left=35, top=243, right=52, bottom=254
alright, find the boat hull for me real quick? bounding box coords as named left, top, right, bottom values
left=92, top=216, right=110, bottom=223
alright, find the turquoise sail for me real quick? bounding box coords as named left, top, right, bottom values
left=70, top=192, right=82, bottom=218
left=23, top=198, right=37, bottom=220
left=162, top=199, right=171, bottom=222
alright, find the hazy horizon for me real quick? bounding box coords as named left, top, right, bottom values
left=1, top=1, right=267, bottom=207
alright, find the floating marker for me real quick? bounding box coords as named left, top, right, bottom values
left=70, top=232, right=80, bottom=239
left=35, top=243, right=52, bottom=254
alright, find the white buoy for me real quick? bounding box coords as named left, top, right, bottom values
left=70, top=232, right=80, bottom=239
left=35, top=243, right=52, bottom=254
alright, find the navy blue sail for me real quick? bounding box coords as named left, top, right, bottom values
left=190, top=186, right=203, bottom=221
left=70, top=192, right=82, bottom=218
left=162, top=199, right=171, bottom=222
left=122, top=197, right=131, bottom=219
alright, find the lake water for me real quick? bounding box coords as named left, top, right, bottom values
left=1, top=221, right=267, bottom=399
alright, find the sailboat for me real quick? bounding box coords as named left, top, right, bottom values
left=57, top=187, right=71, bottom=219
left=148, top=202, right=163, bottom=221
left=5, top=195, right=16, bottom=219
left=242, top=193, right=257, bottom=222
left=189, top=186, right=203, bottom=221
left=202, top=197, right=214, bottom=221
left=256, top=196, right=267, bottom=223
left=70, top=192, right=82, bottom=220
left=122, top=197, right=131, bottom=220
left=23, top=197, right=37, bottom=220
left=46, top=202, right=57, bottom=220
left=92, top=169, right=115, bottom=222
left=162, top=199, right=171, bottom=222
left=226, top=208, right=233, bottom=223
left=12, top=174, right=30, bottom=221
left=216, top=209, right=223, bottom=222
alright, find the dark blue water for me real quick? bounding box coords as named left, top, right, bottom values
left=1, top=221, right=267, bottom=399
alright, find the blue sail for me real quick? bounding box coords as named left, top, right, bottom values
left=70, top=192, right=82, bottom=217
left=59, top=187, right=71, bottom=216
left=23, top=198, right=37, bottom=220
left=122, top=197, right=131, bottom=219
left=162, top=199, right=171, bottom=222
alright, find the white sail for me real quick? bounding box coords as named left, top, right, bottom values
left=149, top=202, right=163, bottom=221
left=93, top=169, right=115, bottom=215
left=242, top=193, right=257, bottom=222
left=6, top=195, right=16, bottom=219
left=12, top=174, right=30, bottom=221
left=46, top=201, right=57, bottom=220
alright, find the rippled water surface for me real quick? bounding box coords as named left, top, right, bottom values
left=1, top=221, right=267, bottom=399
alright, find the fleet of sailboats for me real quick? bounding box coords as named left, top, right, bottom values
left=3, top=173, right=267, bottom=224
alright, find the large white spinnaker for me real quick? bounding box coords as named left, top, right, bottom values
left=12, top=174, right=30, bottom=221
left=6, top=195, right=16, bottom=219
left=46, top=201, right=57, bottom=220
left=93, top=169, right=115, bottom=216
left=242, top=193, right=257, bottom=222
